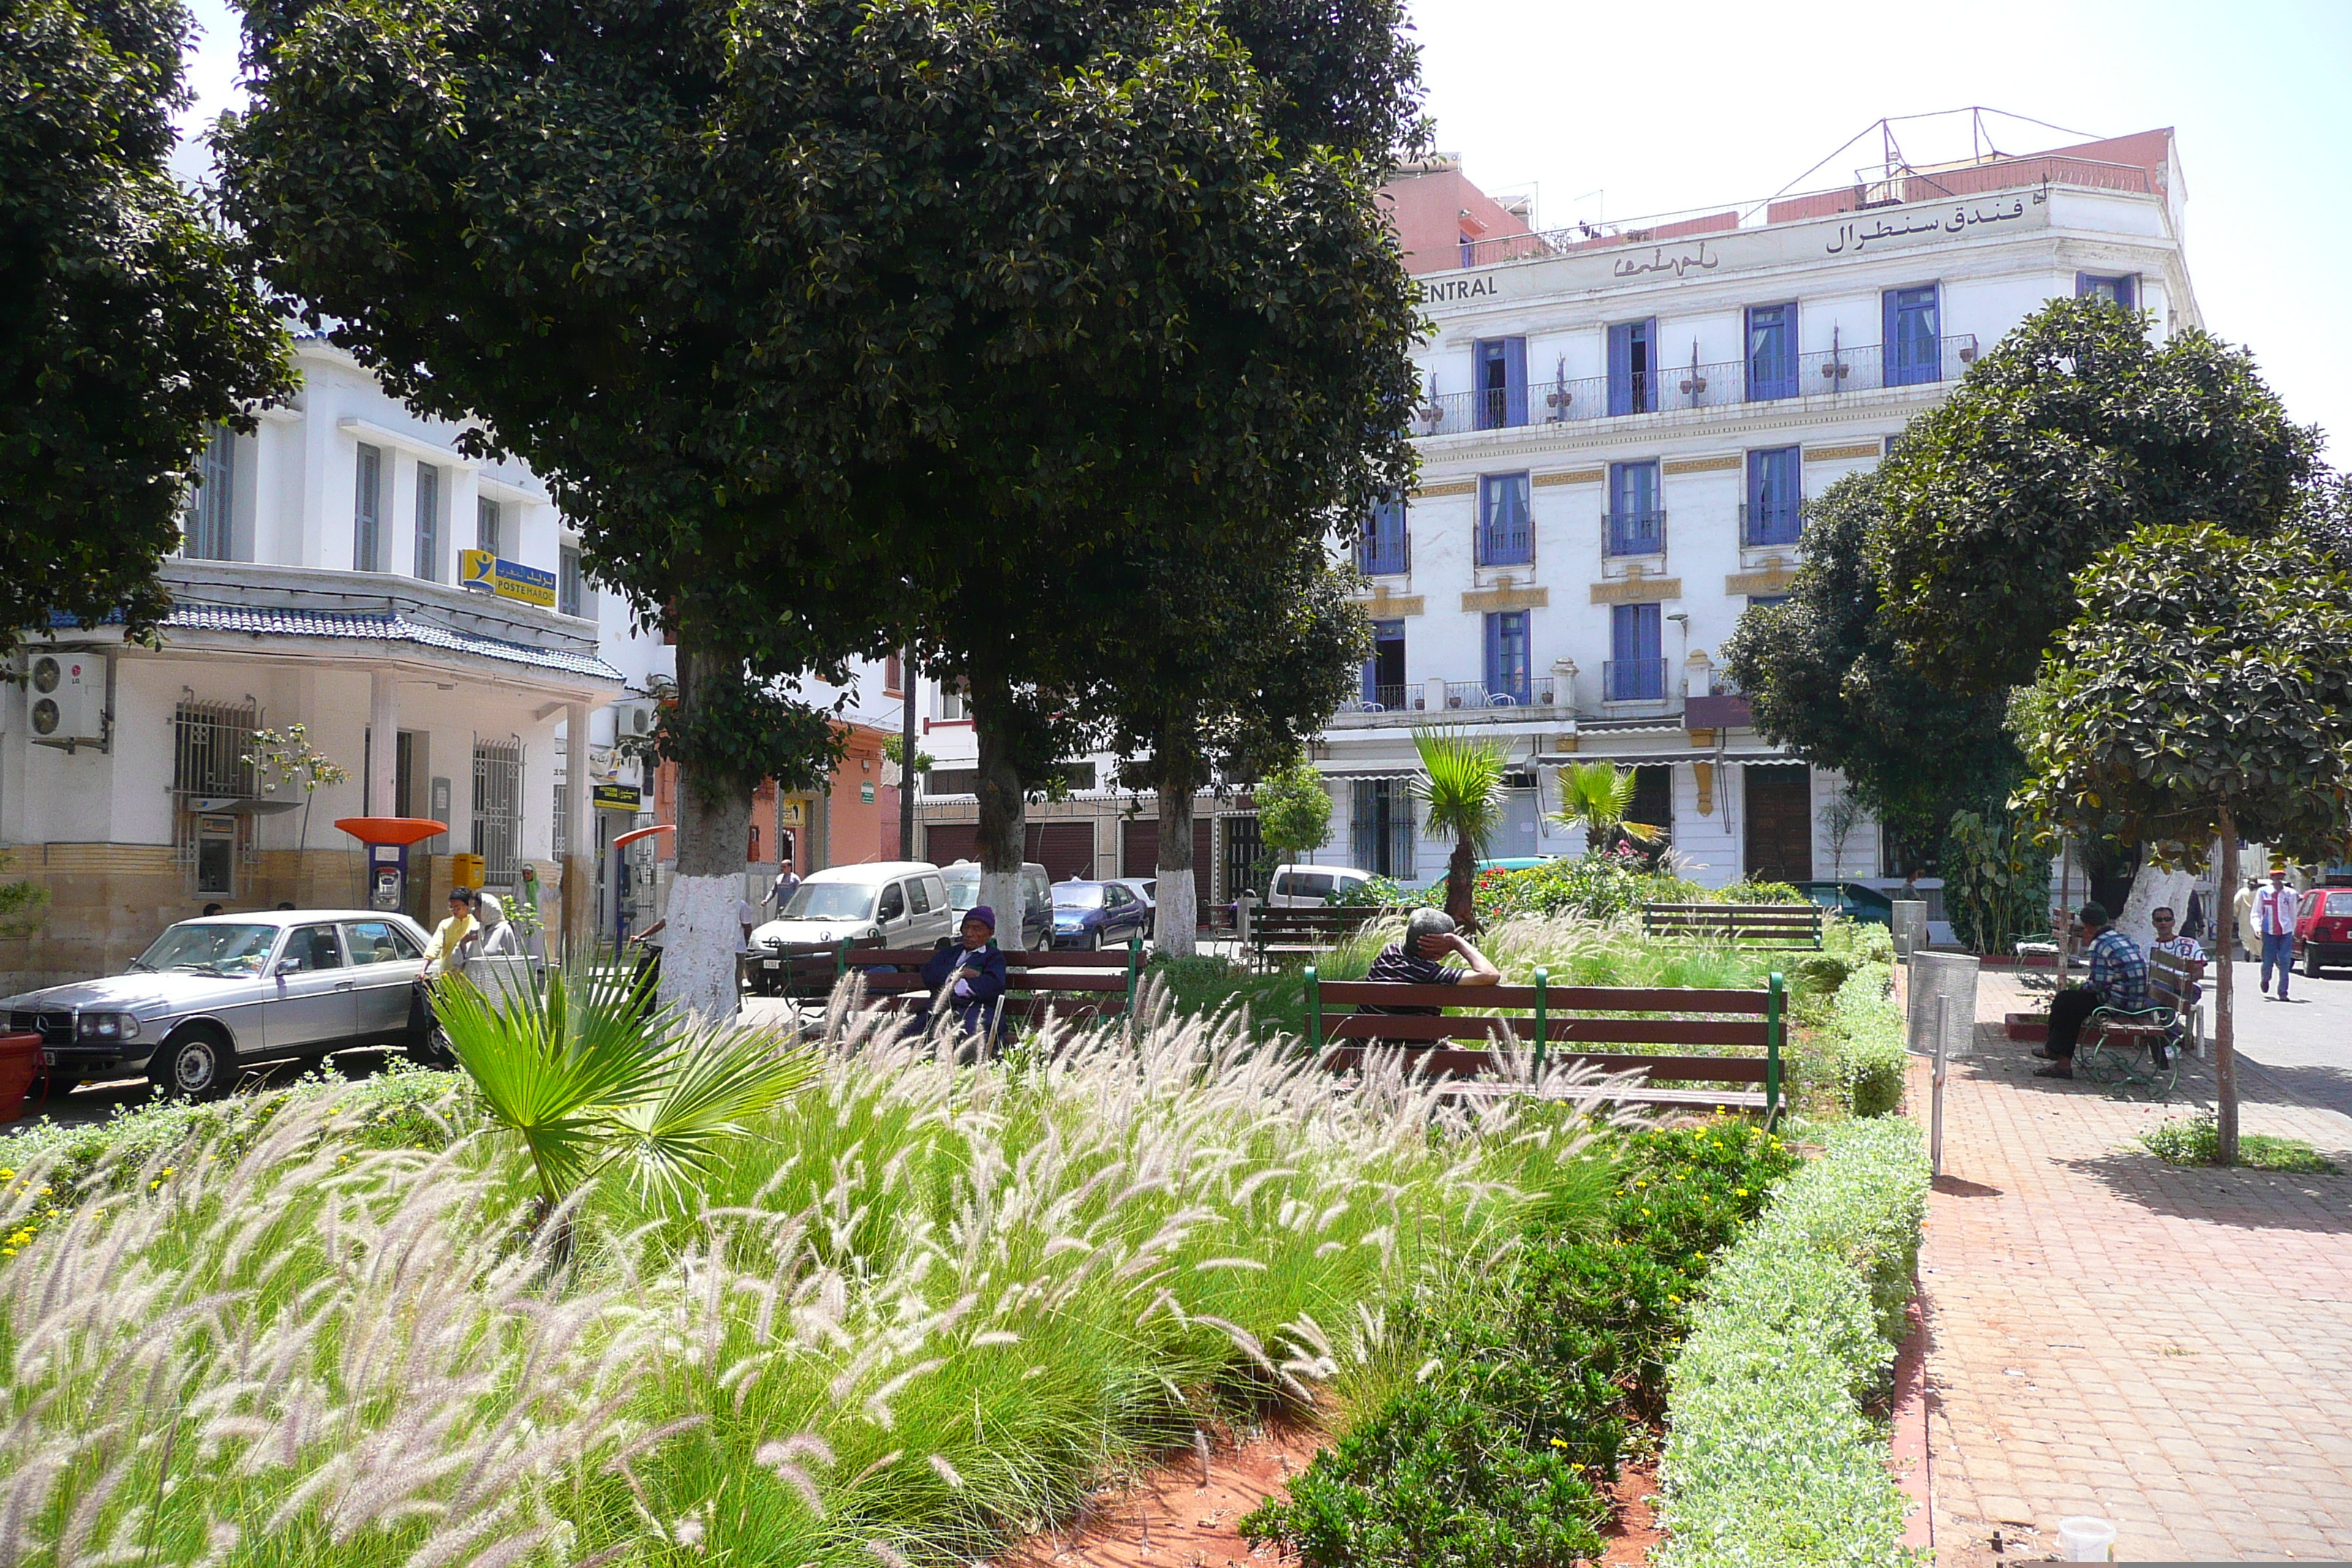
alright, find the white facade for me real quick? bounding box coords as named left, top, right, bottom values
left=1312, top=130, right=2198, bottom=890
left=0, top=338, right=626, bottom=985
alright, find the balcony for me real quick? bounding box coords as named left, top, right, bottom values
left=1338, top=683, right=1414, bottom=715
left=1411, top=334, right=1977, bottom=438
left=1355, top=532, right=1411, bottom=575
left=1604, top=658, right=1671, bottom=703
left=1738, top=502, right=1804, bottom=549
left=1333, top=676, right=1563, bottom=723
left=1605, top=509, right=1667, bottom=559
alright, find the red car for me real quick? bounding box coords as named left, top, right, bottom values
left=2296, top=887, right=2352, bottom=977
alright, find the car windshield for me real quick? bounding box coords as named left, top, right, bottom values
left=780, top=882, right=877, bottom=921
left=1054, top=885, right=1103, bottom=909
left=133, top=922, right=278, bottom=976
left=942, top=871, right=979, bottom=911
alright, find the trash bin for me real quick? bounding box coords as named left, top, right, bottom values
left=0, top=1032, right=42, bottom=1123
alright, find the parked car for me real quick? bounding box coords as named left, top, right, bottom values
left=749, top=862, right=954, bottom=961
left=1049, top=880, right=1152, bottom=949
left=2, top=909, right=436, bottom=1098
left=1796, top=881, right=1896, bottom=927
left=1264, top=864, right=1376, bottom=908
left=1108, top=878, right=1157, bottom=936
left=2295, top=886, right=2352, bottom=976
left=1474, top=857, right=1557, bottom=872
left=939, top=862, right=1054, bottom=949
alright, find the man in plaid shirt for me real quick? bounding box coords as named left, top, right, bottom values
left=2035, top=902, right=2147, bottom=1079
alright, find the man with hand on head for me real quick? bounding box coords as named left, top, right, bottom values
left=1358, top=908, right=1501, bottom=1022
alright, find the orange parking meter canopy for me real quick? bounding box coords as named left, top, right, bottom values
left=334, top=817, right=450, bottom=848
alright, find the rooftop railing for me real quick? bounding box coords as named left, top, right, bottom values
left=1447, top=156, right=2160, bottom=274
left=1413, top=334, right=1975, bottom=437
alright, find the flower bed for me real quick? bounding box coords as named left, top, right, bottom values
left=1242, top=1117, right=1800, bottom=1568
left=1653, top=1118, right=1931, bottom=1567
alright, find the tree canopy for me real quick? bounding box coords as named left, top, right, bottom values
left=1, top=0, right=290, bottom=657
left=1721, top=473, right=2021, bottom=845
left=1869, top=298, right=2321, bottom=695
left=220, top=0, right=1422, bottom=1002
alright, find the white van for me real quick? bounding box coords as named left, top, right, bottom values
left=750, top=862, right=954, bottom=951
left=1264, top=864, right=1376, bottom=908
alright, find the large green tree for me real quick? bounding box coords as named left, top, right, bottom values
left=1, top=0, right=290, bottom=655
left=221, top=0, right=1420, bottom=1012
left=1093, top=535, right=1366, bottom=955
left=1869, top=296, right=2321, bottom=695
left=1722, top=473, right=2021, bottom=848
left=2015, top=524, right=2352, bottom=1164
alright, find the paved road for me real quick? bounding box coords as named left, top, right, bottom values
left=2223, top=956, right=2352, bottom=1123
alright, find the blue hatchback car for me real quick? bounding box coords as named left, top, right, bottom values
left=1049, top=880, right=1152, bottom=950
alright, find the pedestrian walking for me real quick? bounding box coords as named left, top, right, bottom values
left=769, top=864, right=802, bottom=911
left=2235, top=877, right=2261, bottom=963
left=2253, top=862, right=2301, bottom=1000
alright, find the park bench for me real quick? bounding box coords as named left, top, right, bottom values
left=746, top=937, right=880, bottom=1000
left=1640, top=902, right=1823, bottom=950
left=839, top=941, right=1145, bottom=1033
left=1249, top=905, right=1398, bottom=968
left=2077, top=947, right=2204, bottom=1099
left=1300, top=967, right=1785, bottom=1117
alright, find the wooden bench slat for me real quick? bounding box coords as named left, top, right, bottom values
left=1312, top=981, right=1771, bottom=1014
left=1318, top=1046, right=1771, bottom=1083
left=1322, top=1015, right=1766, bottom=1048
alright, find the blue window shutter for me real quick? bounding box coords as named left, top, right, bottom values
left=1882, top=289, right=1899, bottom=370
left=1476, top=476, right=1493, bottom=564
left=2118, top=275, right=2137, bottom=310
left=1503, top=337, right=1528, bottom=427
left=1484, top=613, right=1502, bottom=690
left=1609, top=321, right=1653, bottom=415
left=1611, top=603, right=1636, bottom=665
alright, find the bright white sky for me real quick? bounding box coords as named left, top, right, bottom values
left=176, top=0, right=2350, bottom=457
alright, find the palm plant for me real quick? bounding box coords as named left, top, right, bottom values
left=1551, top=761, right=1662, bottom=856
left=432, top=956, right=816, bottom=1218
left=1409, top=728, right=1509, bottom=927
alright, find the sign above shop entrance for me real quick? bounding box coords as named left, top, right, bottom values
left=459, top=549, right=558, bottom=608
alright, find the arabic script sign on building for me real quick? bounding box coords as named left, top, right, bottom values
left=459, top=549, right=559, bottom=608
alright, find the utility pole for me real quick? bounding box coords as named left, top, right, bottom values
left=900, top=647, right=918, bottom=862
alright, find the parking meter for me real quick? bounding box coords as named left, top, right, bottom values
left=369, top=842, right=408, bottom=912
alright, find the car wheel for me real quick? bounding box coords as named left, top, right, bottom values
left=1088, top=930, right=1103, bottom=951
left=150, top=1027, right=230, bottom=1100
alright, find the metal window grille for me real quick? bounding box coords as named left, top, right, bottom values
left=171, top=698, right=260, bottom=889
left=1222, top=813, right=1264, bottom=902
left=472, top=736, right=524, bottom=888
left=1349, top=780, right=1414, bottom=879
left=553, top=782, right=568, bottom=859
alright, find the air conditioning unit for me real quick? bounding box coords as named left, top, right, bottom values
left=25, top=652, right=105, bottom=747
left=614, top=698, right=659, bottom=740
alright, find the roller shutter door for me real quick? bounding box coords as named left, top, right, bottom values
left=1026, top=821, right=1096, bottom=883
left=924, top=823, right=980, bottom=867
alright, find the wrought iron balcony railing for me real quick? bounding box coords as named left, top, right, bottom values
left=1603, top=658, right=1671, bottom=703
left=1605, top=508, right=1667, bottom=558
left=1443, top=678, right=1556, bottom=710
left=1354, top=532, right=1411, bottom=575
left=1410, top=334, right=1976, bottom=437
left=1738, top=502, right=1804, bottom=549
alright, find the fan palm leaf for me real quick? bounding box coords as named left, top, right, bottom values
left=1552, top=761, right=1662, bottom=844
left=434, top=956, right=815, bottom=1212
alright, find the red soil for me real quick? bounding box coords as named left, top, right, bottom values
left=996, top=1425, right=1668, bottom=1568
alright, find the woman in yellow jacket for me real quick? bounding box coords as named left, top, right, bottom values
left=410, top=888, right=478, bottom=1063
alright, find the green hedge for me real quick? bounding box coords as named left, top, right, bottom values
left=1799, top=954, right=1908, bottom=1118
left=1654, top=1118, right=1931, bottom=1567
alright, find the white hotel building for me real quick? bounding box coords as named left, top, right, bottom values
left=1317, top=128, right=2196, bottom=890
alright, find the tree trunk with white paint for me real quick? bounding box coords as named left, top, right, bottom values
left=2214, top=813, right=2240, bottom=1166
left=1155, top=777, right=1199, bottom=959
left=973, top=677, right=1028, bottom=951
left=660, top=635, right=750, bottom=1022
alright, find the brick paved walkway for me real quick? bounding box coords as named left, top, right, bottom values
left=1918, top=969, right=2352, bottom=1564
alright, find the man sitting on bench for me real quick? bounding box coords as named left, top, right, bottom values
left=1360, top=909, right=1501, bottom=1023
left=2035, top=902, right=2147, bottom=1080
left=921, top=905, right=1009, bottom=1041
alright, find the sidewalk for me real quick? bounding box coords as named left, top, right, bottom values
left=1915, top=969, right=2352, bottom=1564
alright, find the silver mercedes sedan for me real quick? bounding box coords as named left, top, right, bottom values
left=4, top=910, right=434, bottom=1098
